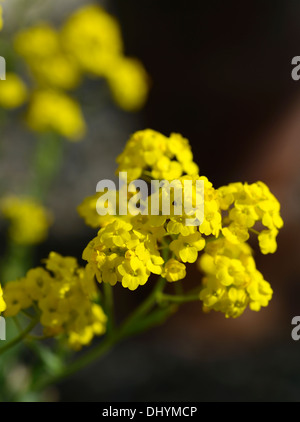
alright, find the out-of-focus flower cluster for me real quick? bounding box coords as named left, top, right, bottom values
left=78, top=129, right=283, bottom=318
left=0, top=4, right=149, bottom=140
left=0, top=197, right=52, bottom=245
left=2, top=252, right=107, bottom=349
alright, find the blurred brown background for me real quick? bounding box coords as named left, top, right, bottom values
left=2, top=0, right=300, bottom=401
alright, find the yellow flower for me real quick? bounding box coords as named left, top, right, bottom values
left=79, top=130, right=282, bottom=318
left=0, top=197, right=52, bottom=245
left=101, top=253, right=123, bottom=286
left=14, top=24, right=61, bottom=60
left=247, top=275, right=273, bottom=312
left=61, top=5, right=123, bottom=77
left=258, top=229, right=279, bottom=255
left=170, top=232, right=205, bottom=263
left=68, top=304, right=107, bottom=351
left=198, top=238, right=273, bottom=318
left=83, top=219, right=164, bottom=291
left=3, top=280, right=32, bottom=317
left=107, top=57, right=149, bottom=111
left=199, top=177, right=222, bottom=237
left=116, top=129, right=198, bottom=182
left=3, top=253, right=107, bottom=350
left=14, top=23, right=81, bottom=91
left=39, top=292, right=69, bottom=328
left=26, top=89, right=86, bottom=141
left=167, top=218, right=196, bottom=236
left=0, top=73, right=28, bottom=109
left=25, top=268, right=52, bottom=301
left=44, top=252, right=78, bottom=280
left=118, top=258, right=150, bottom=290
left=0, top=284, right=6, bottom=314
left=163, top=259, right=186, bottom=282
left=219, top=181, right=283, bottom=254
left=222, top=224, right=250, bottom=244
left=77, top=192, right=128, bottom=229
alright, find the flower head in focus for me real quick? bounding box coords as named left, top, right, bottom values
left=116, top=129, right=199, bottom=182
left=219, top=181, right=284, bottom=254
left=199, top=238, right=273, bottom=318
left=79, top=129, right=283, bottom=319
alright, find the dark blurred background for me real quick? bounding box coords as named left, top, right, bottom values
left=3, top=0, right=300, bottom=402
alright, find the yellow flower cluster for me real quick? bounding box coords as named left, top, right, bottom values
left=218, top=182, right=284, bottom=254
left=0, top=197, right=52, bottom=245
left=61, top=5, right=149, bottom=111
left=83, top=219, right=164, bottom=291
left=3, top=252, right=107, bottom=350
left=14, top=23, right=81, bottom=91
left=116, top=129, right=199, bottom=182
left=26, top=89, right=85, bottom=141
left=79, top=129, right=283, bottom=319
left=2, top=4, right=149, bottom=140
left=199, top=238, right=273, bottom=318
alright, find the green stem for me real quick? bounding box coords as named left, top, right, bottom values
left=157, top=292, right=200, bottom=305
left=31, top=251, right=171, bottom=391
left=249, top=228, right=260, bottom=236
left=121, top=276, right=166, bottom=331
left=120, top=305, right=177, bottom=337
left=0, top=318, right=38, bottom=356
left=31, top=302, right=175, bottom=392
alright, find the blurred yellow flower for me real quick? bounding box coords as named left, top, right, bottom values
left=0, top=73, right=28, bottom=109
left=26, top=89, right=86, bottom=141
left=7, top=3, right=149, bottom=143
left=61, top=5, right=123, bottom=77
left=14, top=24, right=81, bottom=91
left=0, top=284, right=6, bottom=314
left=0, top=197, right=52, bottom=245
left=14, top=24, right=60, bottom=60
left=107, top=58, right=149, bottom=111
